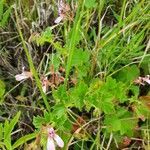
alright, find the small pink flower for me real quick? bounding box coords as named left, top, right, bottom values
left=134, top=77, right=145, bottom=85
left=54, top=0, right=71, bottom=24
left=15, top=67, right=32, bottom=81
left=134, top=75, right=150, bottom=85
left=47, top=127, right=64, bottom=150
left=143, top=75, right=150, bottom=84
left=42, top=77, right=49, bottom=93
left=54, top=0, right=65, bottom=24
left=54, top=15, right=64, bottom=24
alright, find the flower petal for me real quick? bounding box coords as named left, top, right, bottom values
left=47, top=137, right=55, bottom=150
left=47, top=127, right=55, bottom=138
left=54, top=16, right=63, bottom=24
left=143, top=78, right=150, bottom=84
left=54, top=134, right=64, bottom=148
left=15, top=73, right=29, bottom=81
left=42, top=77, right=48, bottom=93
left=15, top=71, right=32, bottom=81
left=42, top=85, right=47, bottom=93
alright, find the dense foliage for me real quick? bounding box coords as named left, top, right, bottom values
left=0, top=0, right=150, bottom=149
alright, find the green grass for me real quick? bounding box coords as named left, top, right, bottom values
left=0, top=0, right=150, bottom=149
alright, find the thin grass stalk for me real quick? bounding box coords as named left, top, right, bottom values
left=14, top=5, right=50, bottom=112
left=64, top=0, right=85, bottom=86
left=106, top=133, right=113, bottom=150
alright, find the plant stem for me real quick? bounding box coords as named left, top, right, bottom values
left=14, top=6, right=50, bottom=112
left=64, top=0, right=84, bottom=87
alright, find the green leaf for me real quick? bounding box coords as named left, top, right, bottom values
left=88, top=78, right=104, bottom=92
left=116, top=107, right=130, bottom=118
left=111, top=10, right=120, bottom=22
left=118, top=108, right=137, bottom=136
left=53, top=104, right=66, bottom=119
left=71, top=49, right=90, bottom=67
left=82, top=50, right=90, bottom=63
left=0, top=123, right=3, bottom=141
left=134, top=102, right=150, bottom=121
left=103, top=77, right=127, bottom=103
left=59, top=119, right=72, bottom=131
left=42, top=27, right=52, bottom=39
left=4, top=139, right=12, bottom=150
left=115, top=82, right=127, bottom=103
left=129, top=85, right=139, bottom=98
left=77, top=65, right=89, bottom=78
left=53, top=115, right=68, bottom=130
left=104, top=108, right=137, bottom=136
left=12, top=132, right=37, bottom=149
left=44, top=111, right=53, bottom=123
left=84, top=0, right=97, bottom=8
left=0, top=143, right=5, bottom=149
left=101, top=101, right=115, bottom=114
left=0, top=6, right=12, bottom=27
left=104, top=116, right=121, bottom=132
left=4, top=120, right=9, bottom=134
left=33, top=111, right=53, bottom=129
left=105, top=77, right=117, bottom=90
left=33, top=116, right=44, bottom=129
left=70, top=81, right=88, bottom=110
left=36, top=27, right=53, bottom=45
left=120, top=119, right=136, bottom=136
left=115, top=65, right=140, bottom=84
left=4, top=111, right=21, bottom=140
left=0, top=0, right=4, bottom=20
left=0, top=80, right=5, bottom=98
left=50, top=53, right=61, bottom=71
left=53, top=85, right=69, bottom=104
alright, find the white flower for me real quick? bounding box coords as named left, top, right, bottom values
left=54, top=0, right=65, bottom=24
left=47, top=127, right=64, bottom=150
left=15, top=70, right=32, bottom=81
left=54, top=0, right=71, bottom=24
left=134, top=75, right=150, bottom=85
left=143, top=75, right=150, bottom=84
left=42, top=77, right=49, bottom=93
left=54, top=15, right=64, bottom=24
